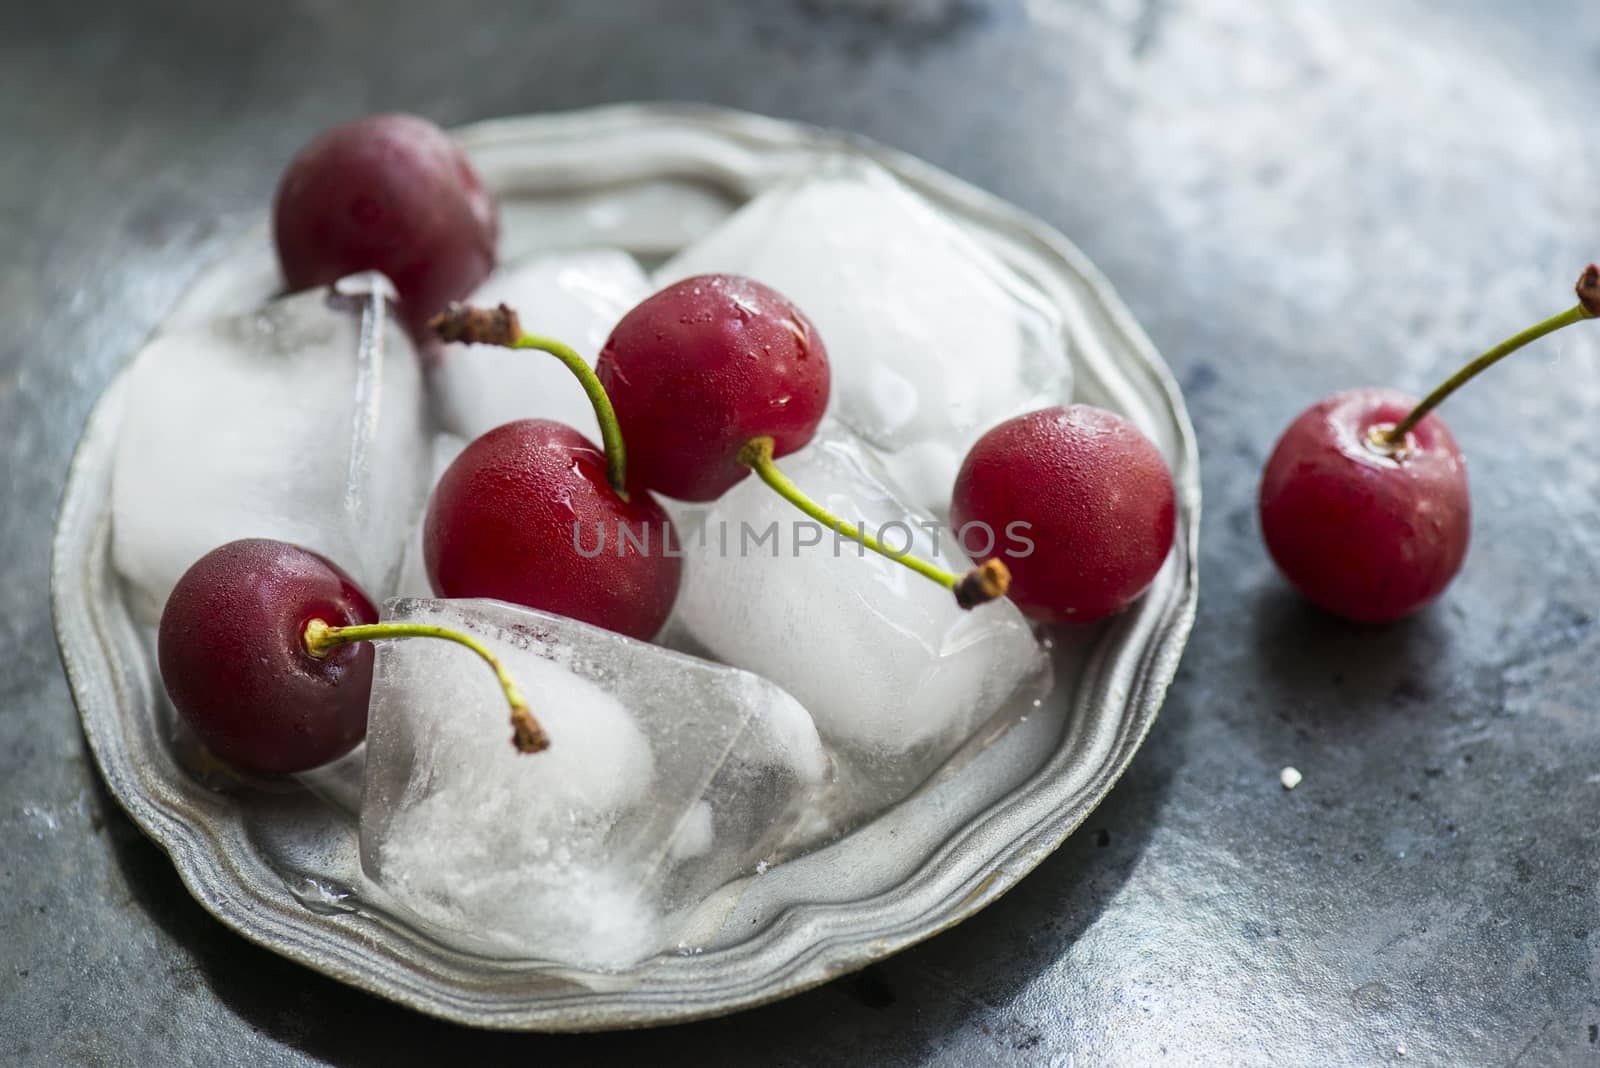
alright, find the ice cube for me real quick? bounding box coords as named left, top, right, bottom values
left=392, top=433, right=467, bottom=600
left=657, top=165, right=1070, bottom=514
left=359, top=597, right=829, bottom=969
left=111, top=274, right=430, bottom=622
left=669, top=424, right=1051, bottom=826
left=432, top=248, right=651, bottom=444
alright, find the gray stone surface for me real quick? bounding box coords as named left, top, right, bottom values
left=4, top=0, right=1600, bottom=1064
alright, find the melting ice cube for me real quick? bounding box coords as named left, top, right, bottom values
left=359, top=597, right=828, bottom=969
left=669, top=425, right=1051, bottom=827
left=111, top=274, right=429, bottom=621
left=657, top=165, right=1070, bottom=513
left=432, top=248, right=650, bottom=444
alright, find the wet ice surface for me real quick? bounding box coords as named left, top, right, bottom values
left=432, top=248, right=650, bottom=445
left=359, top=598, right=829, bottom=969
left=669, top=424, right=1052, bottom=828
left=111, top=274, right=430, bottom=621
left=657, top=164, right=1071, bottom=514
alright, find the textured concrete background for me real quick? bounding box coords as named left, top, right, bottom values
left=5, top=1, right=1600, bottom=1064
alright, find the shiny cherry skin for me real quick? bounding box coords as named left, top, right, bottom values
left=273, top=113, right=497, bottom=336
left=1259, top=387, right=1469, bottom=624
left=157, top=539, right=376, bottom=775
left=951, top=405, right=1177, bottom=625
left=595, top=274, right=830, bottom=501
left=424, top=419, right=682, bottom=640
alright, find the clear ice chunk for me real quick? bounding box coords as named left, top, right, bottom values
left=657, top=164, right=1071, bottom=514
left=359, top=597, right=829, bottom=969
left=111, top=274, right=430, bottom=621
left=432, top=248, right=651, bottom=445
left=669, top=424, right=1051, bottom=827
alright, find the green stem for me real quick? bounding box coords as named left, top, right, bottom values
left=737, top=437, right=1010, bottom=609
left=511, top=334, right=630, bottom=501
left=302, top=619, right=548, bottom=753
left=1380, top=301, right=1595, bottom=447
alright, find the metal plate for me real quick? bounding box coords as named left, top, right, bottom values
left=50, top=103, right=1199, bottom=1031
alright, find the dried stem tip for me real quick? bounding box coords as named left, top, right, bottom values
left=1578, top=264, right=1600, bottom=318
left=511, top=706, right=551, bottom=754
left=430, top=302, right=522, bottom=346
left=954, top=558, right=1011, bottom=609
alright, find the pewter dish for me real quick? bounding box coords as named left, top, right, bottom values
left=51, top=103, right=1199, bottom=1031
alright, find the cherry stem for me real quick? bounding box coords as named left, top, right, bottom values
left=1379, top=265, right=1600, bottom=448
left=511, top=333, right=629, bottom=501
left=302, top=618, right=549, bottom=754
left=737, top=436, right=1010, bottom=610
left=431, top=303, right=630, bottom=501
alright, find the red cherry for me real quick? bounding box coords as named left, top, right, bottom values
left=158, top=539, right=377, bottom=774
left=424, top=419, right=682, bottom=641
left=1259, top=389, right=1470, bottom=624
left=159, top=538, right=547, bottom=771
left=951, top=406, right=1177, bottom=625
left=1257, top=266, right=1600, bottom=623
left=273, top=113, right=498, bottom=337
left=596, top=274, right=830, bottom=501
